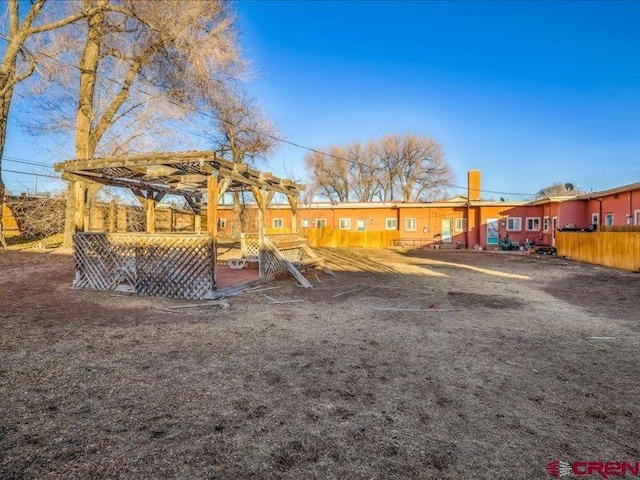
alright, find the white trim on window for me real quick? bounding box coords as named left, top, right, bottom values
left=455, top=218, right=467, bottom=232
left=385, top=218, right=398, bottom=230
left=543, top=216, right=549, bottom=232
left=604, top=213, right=614, bottom=226
left=405, top=218, right=416, bottom=231
left=272, top=218, right=283, bottom=228
left=525, top=217, right=541, bottom=231
left=635, top=210, right=640, bottom=226
left=339, top=218, right=351, bottom=230
left=301, top=219, right=310, bottom=228
left=315, top=218, right=327, bottom=228
left=591, top=213, right=599, bottom=227
left=506, top=217, right=522, bottom=231
left=355, top=219, right=366, bottom=231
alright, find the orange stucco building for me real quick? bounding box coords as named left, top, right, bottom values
left=214, top=171, right=531, bottom=249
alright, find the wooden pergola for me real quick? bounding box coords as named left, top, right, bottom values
left=54, top=150, right=302, bottom=238
left=53, top=150, right=315, bottom=299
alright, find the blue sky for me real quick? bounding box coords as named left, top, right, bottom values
left=234, top=0, right=640, bottom=199
left=4, top=0, right=640, bottom=199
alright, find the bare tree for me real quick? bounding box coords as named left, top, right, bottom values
left=304, top=146, right=351, bottom=203
left=208, top=85, right=278, bottom=165
left=0, top=0, right=115, bottom=248
left=46, top=0, right=246, bottom=245
left=346, top=141, right=380, bottom=202
left=385, top=133, right=452, bottom=202
left=536, top=182, right=581, bottom=199
left=304, top=133, right=452, bottom=203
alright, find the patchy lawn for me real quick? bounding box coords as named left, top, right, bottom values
left=1, top=248, right=639, bottom=479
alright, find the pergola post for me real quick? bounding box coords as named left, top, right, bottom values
left=108, top=200, right=116, bottom=233
left=251, top=187, right=266, bottom=277
left=287, top=194, right=298, bottom=234
left=146, top=192, right=156, bottom=234
left=207, top=176, right=219, bottom=238
left=251, top=186, right=275, bottom=278
left=73, top=181, right=87, bottom=233
left=207, top=176, right=219, bottom=285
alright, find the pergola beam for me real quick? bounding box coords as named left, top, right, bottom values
left=55, top=150, right=301, bottom=197
left=58, top=151, right=302, bottom=238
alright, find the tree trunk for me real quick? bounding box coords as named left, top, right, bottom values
left=63, top=0, right=107, bottom=247
left=232, top=191, right=242, bottom=239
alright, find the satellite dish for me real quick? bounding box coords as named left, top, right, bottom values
left=564, top=183, right=574, bottom=192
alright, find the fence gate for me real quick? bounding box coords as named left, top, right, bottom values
left=73, top=233, right=215, bottom=299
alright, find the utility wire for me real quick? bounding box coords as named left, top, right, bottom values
left=2, top=157, right=55, bottom=169
left=0, top=31, right=535, bottom=197
left=3, top=168, right=61, bottom=180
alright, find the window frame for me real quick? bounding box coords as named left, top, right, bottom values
left=301, top=219, right=310, bottom=229
left=506, top=217, right=522, bottom=231
left=355, top=219, right=366, bottom=231
left=272, top=218, right=283, bottom=229
left=338, top=218, right=351, bottom=230
left=591, top=213, right=600, bottom=227
left=217, top=217, right=226, bottom=229
left=315, top=218, right=327, bottom=228
left=604, top=213, right=614, bottom=226
left=385, top=218, right=398, bottom=230
left=543, top=216, right=549, bottom=232
left=525, top=217, right=541, bottom=231
left=405, top=218, right=416, bottom=231
left=455, top=218, right=467, bottom=232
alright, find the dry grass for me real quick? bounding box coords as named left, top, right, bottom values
left=1, top=248, right=639, bottom=479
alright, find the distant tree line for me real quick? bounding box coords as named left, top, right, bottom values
left=303, top=133, right=454, bottom=203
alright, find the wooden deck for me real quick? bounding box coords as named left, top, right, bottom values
left=216, top=264, right=260, bottom=290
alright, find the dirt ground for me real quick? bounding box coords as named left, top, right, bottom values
left=1, top=247, right=639, bottom=479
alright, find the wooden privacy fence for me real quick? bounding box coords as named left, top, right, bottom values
left=73, top=233, right=215, bottom=299
left=556, top=231, right=640, bottom=272
left=302, top=228, right=400, bottom=248
left=1, top=203, right=20, bottom=237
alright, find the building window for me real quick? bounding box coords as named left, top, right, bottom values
left=272, top=218, right=283, bottom=228
left=455, top=218, right=467, bottom=232
left=635, top=210, right=640, bottom=226
left=356, top=219, right=366, bottom=231
left=591, top=213, right=599, bottom=227
left=543, top=216, right=549, bottom=232
left=339, top=218, right=351, bottom=230
left=604, top=214, right=614, bottom=226
left=405, top=218, right=416, bottom=231
left=217, top=218, right=226, bottom=229
left=301, top=219, right=310, bottom=228
left=315, top=218, right=327, bottom=228
left=385, top=218, right=398, bottom=230
left=526, top=217, right=541, bottom=231
left=506, top=217, right=522, bottom=231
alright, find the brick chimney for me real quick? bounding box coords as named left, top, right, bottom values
left=467, top=170, right=481, bottom=202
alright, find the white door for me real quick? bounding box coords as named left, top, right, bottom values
left=441, top=219, right=452, bottom=243
left=486, top=218, right=499, bottom=245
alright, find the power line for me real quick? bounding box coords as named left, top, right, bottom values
left=3, top=168, right=61, bottom=180
left=2, top=157, right=55, bottom=169
left=0, top=31, right=536, bottom=198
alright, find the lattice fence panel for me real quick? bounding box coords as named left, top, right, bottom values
left=73, top=233, right=214, bottom=299
left=241, top=233, right=259, bottom=258
left=261, top=250, right=290, bottom=280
